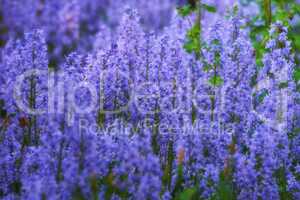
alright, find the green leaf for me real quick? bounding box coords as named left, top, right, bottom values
left=275, top=167, right=293, bottom=200
left=212, top=39, right=220, bottom=46
left=203, top=64, right=212, bottom=72
left=72, top=187, right=86, bottom=200
left=278, top=81, right=289, bottom=89
left=172, top=164, right=185, bottom=198
left=209, top=75, right=224, bottom=87
left=184, top=41, right=198, bottom=53
left=177, top=5, right=195, bottom=17
left=184, top=24, right=201, bottom=55
left=293, top=68, right=300, bottom=83
left=215, top=172, right=236, bottom=200
left=201, top=3, right=217, bottom=13
left=254, top=89, right=269, bottom=108
left=0, top=109, right=7, bottom=119
left=178, top=187, right=198, bottom=200
left=288, top=127, right=300, bottom=140
left=97, top=110, right=106, bottom=128
left=293, top=34, right=300, bottom=52
left=274, top=9, right=290, bottom=26
left=9, top=181, right=22, bottom=195
left=162, top=141, right=174, bottom=191
left=233, top=5, right=239, bottom=15
left=215, top=53, right=221, bottom=66
left=187, top=24, right=200, bottom=40
left=291, top=3, right=300, bottom=15
left=0, top=99, right=4, bottom=108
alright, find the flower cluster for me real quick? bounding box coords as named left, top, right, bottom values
left=0, top=1, right=300, bottom=200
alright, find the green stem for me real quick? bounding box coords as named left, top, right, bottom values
left=163, top=140, right=174, bottom=191
left=197, top=0, right=202, bottom=58
left=198, top=0, right=202, bottom=43
left=0, top=7, right=8, bottom=48
left=56, top=139, right=65, bottom=182
left=263, top=0, right=272, bottom=27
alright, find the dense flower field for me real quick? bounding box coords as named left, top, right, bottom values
left=0, top=0, right=300, bottom=199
